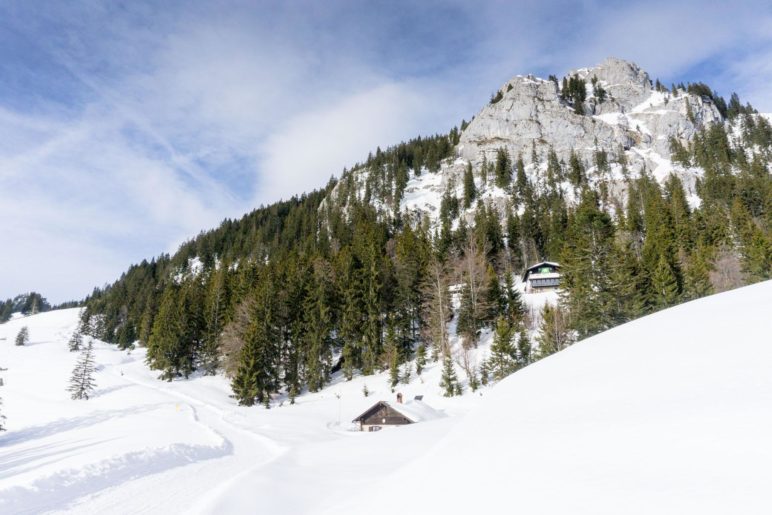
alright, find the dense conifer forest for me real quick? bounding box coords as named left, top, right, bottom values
left=79, top=84, right=771, bottom=406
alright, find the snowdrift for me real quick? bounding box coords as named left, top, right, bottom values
left=335, top=280, right=772, bottom=515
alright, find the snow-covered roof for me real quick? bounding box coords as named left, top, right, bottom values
left=353, top=399, right=444, bottom=424
left=389, top=400, right=444, bottom=423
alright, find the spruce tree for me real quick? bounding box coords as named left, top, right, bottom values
left=201, top=267, right=229, bottom=375
left=385, top=322, right=400, bottom=389
left=684, top=247, right=714, bottom=299
left=303, top=261, right=334, bottom=392
left=15, top=326, right=29, bottom=346
left=463, top=162, right=476, bottom=208
left=68, top=326, right=83, bottom=352
left=503, top=273, right=526, bottom=323
left=440, top=355, right=460, bottom=397
left=560, top=190, right=619, bottom=337
left=231, top=274, right=281, bottom=406
left=69, top=340, right=96, bottom=400
left=484, top=265, right=504, bottom=323
left=146, top=285, right=188, bottom=381
left=488, top=317, right=517, bottom=380
left=495, top=147, right=512, bottom=189
left=536, top=303, right=570, bottom=359
left=516, top=327, right=531, bottom=368
left=652, top=255, right=681, bottom=309
left=415, top=343, right=427, bottom=375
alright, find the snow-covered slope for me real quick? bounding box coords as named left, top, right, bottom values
left=335, top=280, right=772, bottom=515
left=1, top=281, right=770, bottom=513
left=0, top=309, right=487, bottom=513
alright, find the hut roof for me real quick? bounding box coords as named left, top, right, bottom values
left=353, top=399, right=444, bottom=424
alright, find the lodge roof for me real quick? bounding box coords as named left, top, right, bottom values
left=352, top=399, right=443, bottom=424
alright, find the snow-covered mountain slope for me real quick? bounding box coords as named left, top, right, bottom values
left=335, top=279, right=772, bottom=515
left=2, top=282, right=770, bottom=513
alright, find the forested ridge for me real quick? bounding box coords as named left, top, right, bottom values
left=80, top=76, right=771, bottom=405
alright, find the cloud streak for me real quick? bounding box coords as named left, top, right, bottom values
left=1, top=0, right=771, bottom=302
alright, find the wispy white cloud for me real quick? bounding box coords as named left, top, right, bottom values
left=1, top=0, right=771, bottom=302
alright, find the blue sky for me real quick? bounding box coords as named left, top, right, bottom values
left=1, top=0, right=771, bottom=303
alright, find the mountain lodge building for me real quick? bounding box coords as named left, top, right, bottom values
left=522, top=261, right=562, bottom=293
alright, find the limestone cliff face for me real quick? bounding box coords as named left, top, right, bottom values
left=323, top=58, right=725, bottom=225
left=459, top=57, right=721, bottom=173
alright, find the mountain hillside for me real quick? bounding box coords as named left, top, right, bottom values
left=327, top=57, right=757, bottom=229
left=78, top=57, right=770, bottom=405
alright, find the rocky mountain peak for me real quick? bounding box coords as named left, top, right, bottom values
left=458, top=57, right=722, bottom=178
left=325, top=58, right=728, bottom=227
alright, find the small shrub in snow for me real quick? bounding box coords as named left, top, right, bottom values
left=15, top=326, right=29, bottom=346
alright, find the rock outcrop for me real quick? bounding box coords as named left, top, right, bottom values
left=324, top=58, right=726, bottom=225
left=459, top=57, right=722, bottom=175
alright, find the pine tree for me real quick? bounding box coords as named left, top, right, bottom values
left=652, top=254, right=681, bottom=309
left=495, top=147, right=512, bottom=189
left=463, top=162, right=476, bottom=208
left=568, top=150, right=585, bottom=188
left=484, top=265, right=504, bottom=323
left=69, top=340, right=96, bottom=400
left=385, top=322, right=400, bottom=389
left=15, top=326, right=29, bottom=346
left=201, top=267, right=229, bottom=375
left=560, top=190, right=619, bottom=337
left=303, top=261, right=333, bottom=392
left=536, top=303, right=570, bottom=359
left=488, top=317, right=517, bottom=380
left=440, top=355, right=460, bottom=397
left=146, top=285, right=188, bottom=381
left=415, top=343, right=427, bottom=375
left=684, top=247, right=714, bottom=300
left=516, top=327, right=531, bottom=368
left=231, top=275, right=281, bottom=406
left=503, top=273, right=526, bottom=323
left=68, top=325, right=83, bottom=352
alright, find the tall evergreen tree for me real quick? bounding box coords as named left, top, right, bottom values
left=536, top=303, right=570, bottom=359
left=201, top=267, right=229, bottom=375
left=231, top=274, right=281, bottom=406
left=516, top=327, right=531, bottom=368
left=439, top=355, right=461, bottom=397
left=494, top=147, right=512, bottom=189
left=146, top=285, right=191, bottom=380
left=303, top=260, right=334, bottom=392
left=68, top=324, right=84, bottom=352
left=560, top=191, right=619, bottom=337
left=415, top=343, right=427, bottom=375
left=463, top=162, right=477, bottom=208
left=488, top=317, right=517, bottom=380
left=652, top=254, right=681, bottom=309
left=69, top=340, right=96, bottom=400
